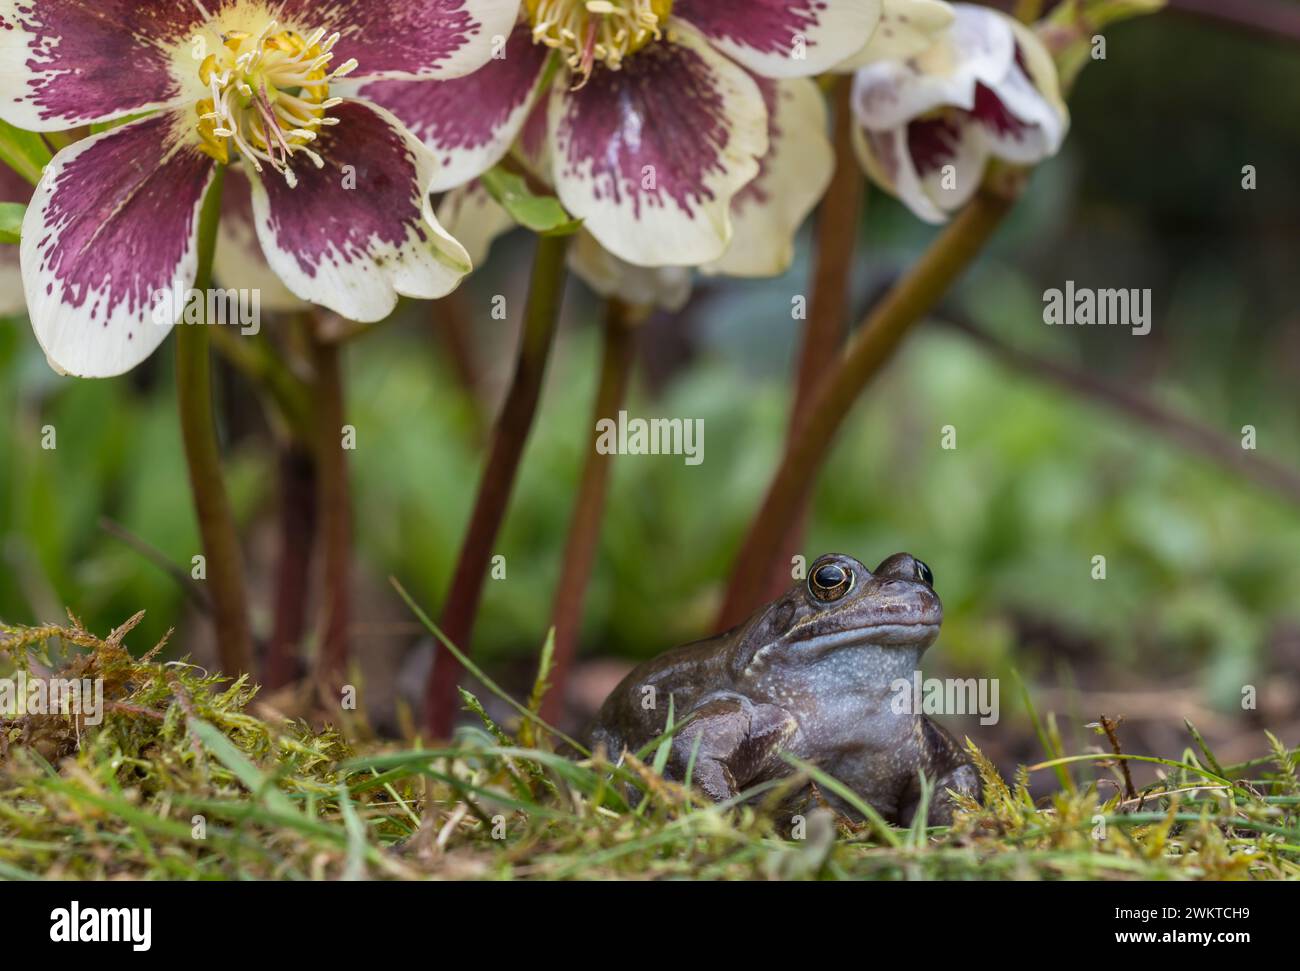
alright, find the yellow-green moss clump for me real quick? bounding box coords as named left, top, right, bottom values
left=2, top=613, right=1297, bottom=880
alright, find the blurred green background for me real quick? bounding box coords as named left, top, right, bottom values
left=1, top=12, right=1297, bottom=778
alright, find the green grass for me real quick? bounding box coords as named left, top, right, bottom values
left=1, top=614, right=1297, bottom=880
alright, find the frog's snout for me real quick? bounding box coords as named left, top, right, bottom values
left=868, top=553, right=943, bottom=631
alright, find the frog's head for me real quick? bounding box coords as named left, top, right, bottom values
left=736, top=553, right=942, bottom=678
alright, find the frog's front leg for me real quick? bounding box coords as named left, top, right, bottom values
left=668, top=694, right=799, bottom=802
left=901, top=716, right=982, bottom=826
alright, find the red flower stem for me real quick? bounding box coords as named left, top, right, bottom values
left=760, top=75, right=866, bottom=603
left=425, top=233, right=570, bottom=738
left=265, top=442, right=316, bottom=689
left=308, top=320, right=352, bottom=692
left=715, top=171, right=1024, bottom=630
left=174, top=165, right=254, bottom=675
left=209, top=319, right=315, bottom=686
left=541, top=299, right=639, bottom=725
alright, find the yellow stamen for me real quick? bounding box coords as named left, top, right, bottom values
left=194, top=21, right=350, bottom=187
left=196, top=98, right=228, bottom=164
left=525, top=0, right=672, bottom=85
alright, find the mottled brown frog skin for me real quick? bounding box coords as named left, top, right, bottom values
left=587, top=553, right=980, bottom=826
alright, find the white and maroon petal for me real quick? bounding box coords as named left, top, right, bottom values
left=1007, top=17, right=1069, bottom=128
left=837, top=0, right=954, bottom=67
left=0, top=161, right=29, bottom=316
left=928, top=4, right=1018, bottom=91
left=704, top=77, right=832, bottom=278
left=851, top=3, right=1014, bottom=130
left=853, top=124, right=946, bottom=224
left=278, top=0, right=521, bottom=81
left=214, top=165, right=307, bottom=312
left=0, top=0, right=202, bottom=130
left=569, top=231, right=693, bottom=313
left=549, top=24, right=768, bottom=267
left=985, top=60, right=1059, bottom=139
left=851, top=55, right=976, bottom=132
left=914, top=117, right=986, bottom=213
left=980, top=23, right=1068, bottom=160
left=247, top=99, right=470, bottom=323
left=22, top=112, right=216, bottom=377
left=968, top=75, right=1056, bottom=166
left=359, top=22, right=551, bottom=192
left=436, top=180, right=516, bottom=268
left=673, top=0, right=881, bottom=78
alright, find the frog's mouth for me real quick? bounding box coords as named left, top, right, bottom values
left=793, top=622, right=941, bottom=650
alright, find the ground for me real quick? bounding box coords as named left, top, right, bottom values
left=2, top=614, right=1296, bottom=881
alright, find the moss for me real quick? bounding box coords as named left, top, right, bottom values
left=1, top=613, right=1296, bottom=880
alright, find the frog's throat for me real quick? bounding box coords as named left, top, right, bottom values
left=195, top=20, right=358, bottom=187
left=525, top=0, right=673, bottom=85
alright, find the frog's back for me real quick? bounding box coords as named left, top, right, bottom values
left=585, top=633, right=737, bottom=757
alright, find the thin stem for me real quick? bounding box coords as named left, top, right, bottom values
left=309, top=320, right=351, bottom=692
left=1168, top=0, right=1300, bottom=44
left=542, top=299, right=639, bottom=725
left=98, top=517, right=212, bottom=613
left=209, top=314, right=316, bottom=687
left=425, top=233, right=570, bottom=738
left=265, top=443, right=316, bottom=689
left=175, top=165, right=255, bottom=675
left=715, top=172, right=1023, bottom=630
left=764, top=76, right=865, bottom=602
left=1012, top=0, right=1044, bottom=23
left=946, top=313, right=1300, bottom=505
left=792, top=79, right=865, bottom=434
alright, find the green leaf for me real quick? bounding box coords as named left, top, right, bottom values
left=519, top=627, right=555, bottom=748
left=479, top=166, right=581, bottom=236
left=0, top=202, right=23, bottom=245
left=459, top=686, right=515, bottom=748
left=187, top=717, right=302, bottom=819
left=780, top=753, right=903, bottom=847
left=90, top=113, right=148, bottom=135
left=0, top=119, right=51, bottom=187
left=335, top=784, right=369, bottom=881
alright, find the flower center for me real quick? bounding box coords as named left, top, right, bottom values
left=195, top=21, right=357, bottom=187
left=525, top=0, right=673, bottom=84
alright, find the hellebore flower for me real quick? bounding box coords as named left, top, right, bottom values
left=438, top=69, right=835, bottom=310
left=0, top=0, right=519, bottom=376
left=0, top=163, right=28, bottom=316
left=850, top=2, right=1067, bottom=223
left=441, top=179, right=695, bottom=310
left=361, top=0, right=881, bottom=269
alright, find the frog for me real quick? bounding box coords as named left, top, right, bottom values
left=586, top=553, right=980, bottom=826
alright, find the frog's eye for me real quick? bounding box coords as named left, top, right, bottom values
left=915, top=560, right=934, bottom=586
left=809, top=562, right=853, bottom=602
